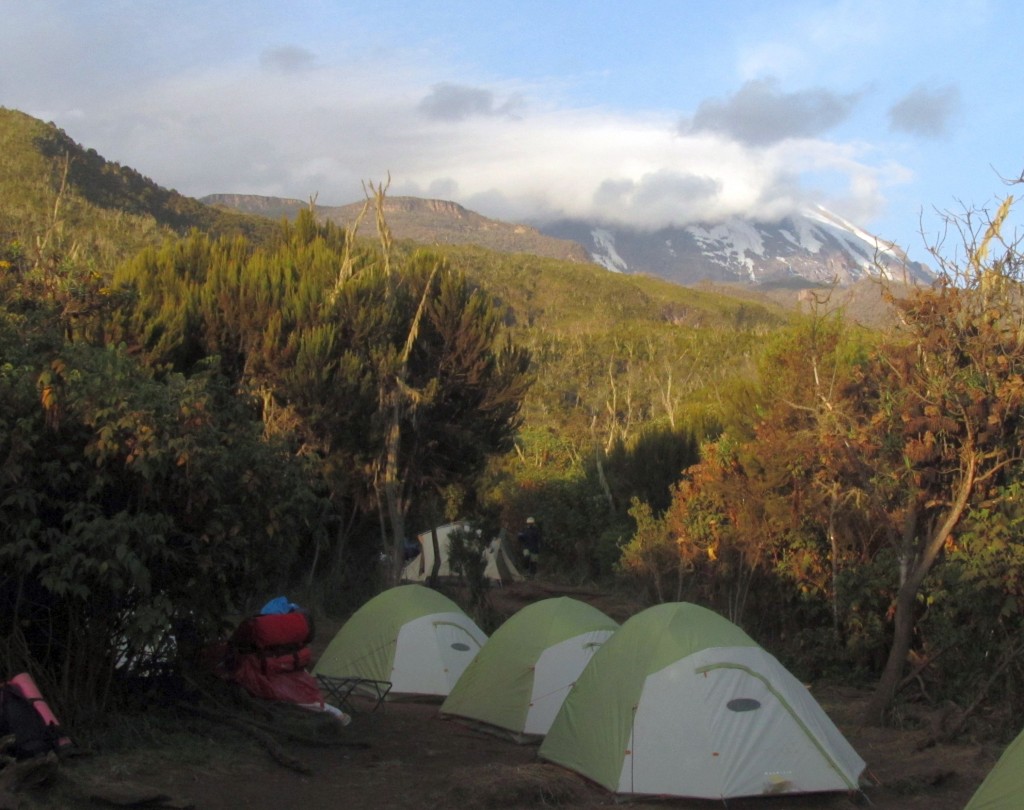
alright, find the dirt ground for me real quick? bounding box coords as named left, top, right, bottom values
left=6, top=581, right=1005, bottom=809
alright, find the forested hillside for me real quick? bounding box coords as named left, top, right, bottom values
left=0, top=108, right=276, bottom=258
left=3, top=107, right=1024, bottom=743
left=0, top=111, right=788, bottom=723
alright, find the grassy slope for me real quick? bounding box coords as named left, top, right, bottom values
left=438, top=243, right=793, bottom=337
left=0, top=107, right=278, bottom=274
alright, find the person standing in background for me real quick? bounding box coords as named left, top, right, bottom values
left=519, top=517, right=542, bottom=576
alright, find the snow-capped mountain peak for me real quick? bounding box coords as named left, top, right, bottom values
left=537, top=208, right=931, bottom=288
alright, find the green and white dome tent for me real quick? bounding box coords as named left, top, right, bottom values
left=312, top=585, right=487, bottom=700
left=441, top=597, right=618, bottom=742
left=538, top=602, right=866, bottom=801
left=964, top=725, right=1024, bottom=809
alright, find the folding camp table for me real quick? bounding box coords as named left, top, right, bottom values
left=315, top=675, right=392, bottom=714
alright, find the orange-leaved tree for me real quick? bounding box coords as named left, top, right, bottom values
left=858, top=194, right=1024, bottom=722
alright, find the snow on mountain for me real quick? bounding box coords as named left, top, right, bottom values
left=688, top=219, right=767, bottom=282
left=536, top=208, right=932, bottom=288
left=590, top=228, right=628, bottom=273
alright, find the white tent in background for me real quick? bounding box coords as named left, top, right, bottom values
left=402, top=523, right=523, bottom=585
left=401, top=522, right=468, bottom=582
left=482, top=531, right=524, bottom=585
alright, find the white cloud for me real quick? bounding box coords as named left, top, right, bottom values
left=0, top=0, right=921, bottom=237
left=30, top=56, right=900, bottom=232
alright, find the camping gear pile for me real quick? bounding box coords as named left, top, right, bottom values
left=0, top=673, right=72, bottom=762
left=218, top=597, right=329, bottom=710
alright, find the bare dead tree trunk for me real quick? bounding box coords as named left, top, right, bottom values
left=656, top=367, right=676, bottom=430
left=604, top=356, right=618, bottom=452
left=827, top=485, right=841, bottom=635
left=428, top=525, right=442, bottom=587
left=383, top=400, right=408, bottom=586
left=359, top=178, right=442, bottom=588
left=591, top=414, right=615, bottom=512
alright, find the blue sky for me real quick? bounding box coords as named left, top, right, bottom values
left=2, top=0, right=1022, bottom=262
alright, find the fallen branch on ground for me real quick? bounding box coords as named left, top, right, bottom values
left=178, top=703, right=313, bottom=775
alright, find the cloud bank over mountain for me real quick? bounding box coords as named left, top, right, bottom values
left=3, top=0, right=1019, bottom=260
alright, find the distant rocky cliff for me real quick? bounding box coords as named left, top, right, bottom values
left=201, top=194, right=590, bottom=263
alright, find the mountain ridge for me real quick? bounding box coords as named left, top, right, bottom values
left=201, top=193, right=591, bottom=263
left=204, top=192, right=932, bottom=291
